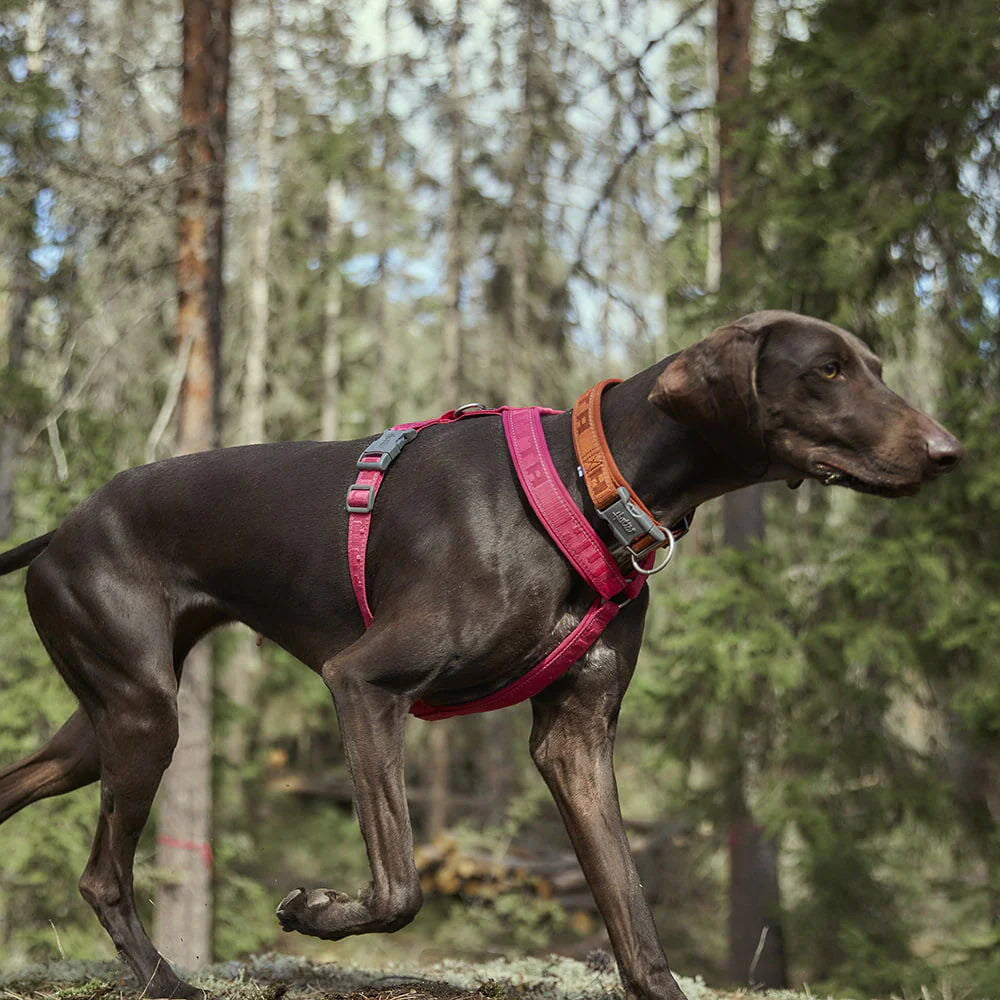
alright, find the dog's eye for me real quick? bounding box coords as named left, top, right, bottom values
left=819, top=361, right=842, bottom=380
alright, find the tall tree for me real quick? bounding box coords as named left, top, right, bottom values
left=322, top=177, right=345, bottom=441
left=714, top=0, right=785, bottom=987
left=491, top=0, right=570, bottom=404
left=0, top=6, right=48, bottom=539
left=370, top=0, right=396, bottom=427
left=223, top=0, right=276, bottom=772
left=419, top=0, right=472, bottom=844
left=716, top=0, right=763, bottom=546
left=716, top=0, right=764, bottom=541
left=0, top=252, right=34, bottom=540
left=240, top=0, right=275, bottom=450
left=441, top=0, right=465, bottom=403
left=154, top=0, right=233, bottom=970
left=746, top=0, right=1000, bottom=977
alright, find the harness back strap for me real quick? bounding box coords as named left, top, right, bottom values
left=347, top=407, right=520, bottom=627
left=572, top=378, right=667, bottom=555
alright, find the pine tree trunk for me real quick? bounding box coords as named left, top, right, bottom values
left=371, top=0, right=395, bottom=426
left=156, top=646, right=215, bottom=968
left=727, top=802, right=786, bottom=986
left=704, top=29, right=722, bottom=298
left=509, top=79, right=530, bottom=397
left=240, top=0, right=275, bottom=449
left=716, top=0, right=754, bottom=295
left=225, top=0, right=274, bottom=770
left=420, top=0, right=471, bottom=841
left=442, top=0, right=465, bottom=402
left=500, top=3, right=535, bottom=404
left=716, top=0, right=765, bottom=551
left=600, top=200, right=616, bottom=365
left=154, top=0, right=232, bottom=970
left=0, top=255, right=32, bottom=541
left=715, top=0, right=785, bottom=987
left=722, top=489, right=764, bottom=548
left=426, top=725, right=449, bottom=839
left=0, top=11, right=44, bottom=542
left=0, top=425, right=15, bottom=542
left=483, top=713, right=513, bottom=825
left=322, top=179, right=345, bottom=441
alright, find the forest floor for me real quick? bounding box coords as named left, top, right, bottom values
left=0, top=954, right=849, bottom=1000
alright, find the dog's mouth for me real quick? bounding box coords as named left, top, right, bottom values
left=810, top=460, right=921, bottom=498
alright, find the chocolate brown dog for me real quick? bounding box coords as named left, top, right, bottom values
left=0, top=311, right=962, bottom=1000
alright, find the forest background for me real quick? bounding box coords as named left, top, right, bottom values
left=0, top=0, right=997, bottom=997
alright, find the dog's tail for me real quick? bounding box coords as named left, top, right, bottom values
left=0, top=532, right=55, bottom=576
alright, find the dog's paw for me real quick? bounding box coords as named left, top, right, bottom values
left=146, top=988, right=205, bottom=1000
left=143, top=972, right=206, bottom=1000
left=275, top=886, right=356, bottom=938
left=276, top=887, right=307, bottom=932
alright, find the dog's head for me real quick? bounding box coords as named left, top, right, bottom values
left=649, top=310, right=963, bottom=496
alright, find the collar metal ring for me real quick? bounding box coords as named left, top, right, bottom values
left=630, top=527, right=676, bottom=576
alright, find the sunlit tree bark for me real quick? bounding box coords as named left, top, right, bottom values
left=154, top=0, right=233, bottom=970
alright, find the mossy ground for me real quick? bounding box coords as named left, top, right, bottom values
left=0, top=954, right=833, bottom=1000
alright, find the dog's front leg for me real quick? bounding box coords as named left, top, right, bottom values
left=530, top=645, right=688, bottom=1000
left=276, top=639, right=422, bottom=940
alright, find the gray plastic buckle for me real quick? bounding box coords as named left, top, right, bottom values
left=345, top=483, right=376, bottom=514
left=596, top=486, right=667, bottom=553
left=356, top=427, right=418, bottom=471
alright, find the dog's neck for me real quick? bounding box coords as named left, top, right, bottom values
left=591, top=359, right=772, bottom=526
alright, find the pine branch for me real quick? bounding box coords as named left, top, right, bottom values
left=570, top=103, right=708, bottom=279
left=590, top=1, right=710, bottom=96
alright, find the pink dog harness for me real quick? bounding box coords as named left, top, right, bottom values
left=345, top=395, right=690, bottom=721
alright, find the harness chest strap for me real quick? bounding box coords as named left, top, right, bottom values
left=502, top=406, right=629, bottom=599
left=346, top=396, right=681, bottom=721
left=409, top=407, right=651, bottom=720
left=410, top=572, right=648, bottom=721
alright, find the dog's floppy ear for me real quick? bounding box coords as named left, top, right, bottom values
left=648, top=322, right=762, bottom=433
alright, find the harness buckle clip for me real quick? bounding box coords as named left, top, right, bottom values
left=346, top=483, right=376, bottom=514
left=356, top=427, right=419, bottom=471
left=597, top=486, right=667, bottom=553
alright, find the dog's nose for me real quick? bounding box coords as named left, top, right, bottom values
left=925, top=428, right=964, bottom=473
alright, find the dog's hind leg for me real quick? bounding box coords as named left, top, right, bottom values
left=0, top=708, right=100, bottom=824
left=77, top=681, right=198, bottom=1000
left=276, top=630, right=423, bottom=940
left=26, top=563, right=203, bottom=1000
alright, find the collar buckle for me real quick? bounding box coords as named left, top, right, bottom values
left=597, top=486, right=667, bottom=553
